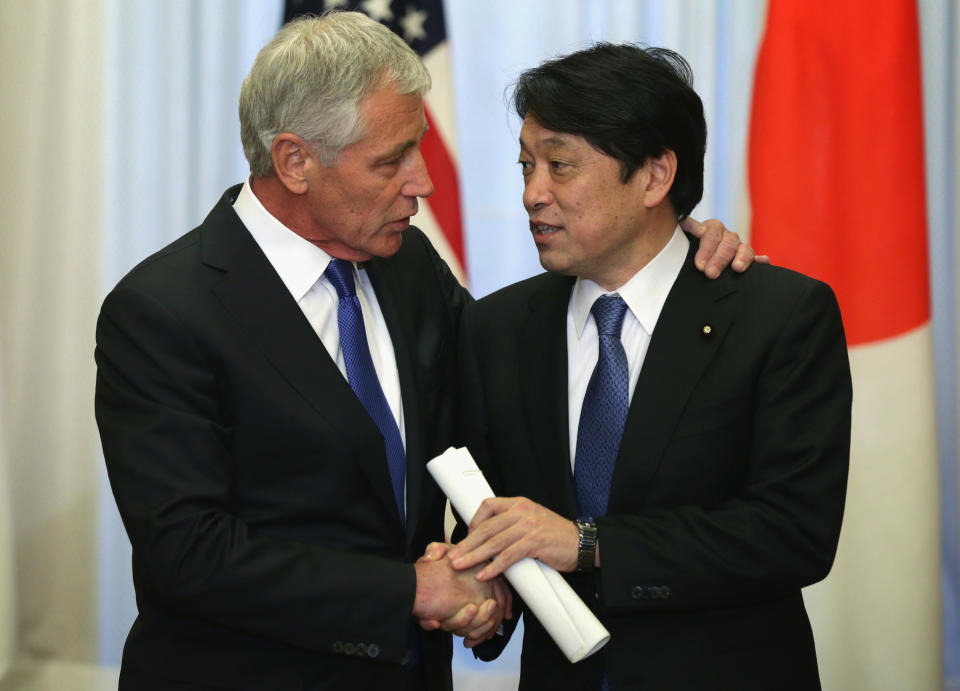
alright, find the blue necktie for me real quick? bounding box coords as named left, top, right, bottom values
left=324, top=258, right=406, bottom=525
left=574, top=294, right=630, bottom=519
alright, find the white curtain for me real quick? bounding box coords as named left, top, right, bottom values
left=0, top=347, right=14, bottom=683
left=0, top=1, right=283, bottom=688
left=0, top=0, right=107, bottom=688
left=0, top=1, right=956, bottom=689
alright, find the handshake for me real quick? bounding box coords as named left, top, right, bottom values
left=411, top=540, right=512, bottom=647
left=411, top=493, right=583, bottom=647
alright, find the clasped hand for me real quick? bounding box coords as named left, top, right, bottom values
left=413, top=544, right=512, bottom=647
left=447, top=496, right=581, bottom=581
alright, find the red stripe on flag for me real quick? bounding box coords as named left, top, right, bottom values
left=748, top=0, right=929, bottom=346
left=421, top=105, right=466, bottom=271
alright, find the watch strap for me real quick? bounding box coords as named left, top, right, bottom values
left=574, top=517, right=597, bottom=572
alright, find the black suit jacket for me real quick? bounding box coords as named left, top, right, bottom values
left=460, top=238, right=852, bottom=690
left=95, top=185, right=470, bottom=690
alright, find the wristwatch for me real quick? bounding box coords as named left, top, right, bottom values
left=574, top=517, right=598, bottom=572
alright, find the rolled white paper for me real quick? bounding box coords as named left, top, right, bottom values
left=426, top=446, right=610, bottom=663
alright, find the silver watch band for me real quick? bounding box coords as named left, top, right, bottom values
left=574, top=517, right=597, bottom=572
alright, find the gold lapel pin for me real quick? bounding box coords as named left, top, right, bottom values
left=701, top=324, right=714, bottom=339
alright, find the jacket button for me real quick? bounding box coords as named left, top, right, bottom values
left=660, top=586, right=672, bottom=598
left=333, top=641, right=344, bottom=653
left=355, top=643, right=367, bottom=656
left=631, top=585, right=647, bottom=599
left=367, top=644, right=381, bottom=658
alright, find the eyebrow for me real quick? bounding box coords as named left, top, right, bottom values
left=375, top=123, right=430, bottom=164
left=518, top=134, right=574, bottom=152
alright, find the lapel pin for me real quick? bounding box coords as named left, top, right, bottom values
left=701, top=324, right=714, bottom=339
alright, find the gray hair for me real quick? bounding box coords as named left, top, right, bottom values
left=239, top=11, right=431, bottom=176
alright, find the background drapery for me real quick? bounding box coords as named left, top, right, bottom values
left=0, top=1, right=956, bottom=689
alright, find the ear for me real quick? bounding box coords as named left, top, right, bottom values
left=271, top=133, right=314, bottom=195
left=642, top=149, right=677, bottom=209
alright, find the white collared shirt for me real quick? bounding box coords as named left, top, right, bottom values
left=232, top=178, right=407, bottom=458
left=567, top=227, right=689, bottom=470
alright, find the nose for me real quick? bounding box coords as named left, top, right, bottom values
left=523, top=168, right=552, bottom=211
left=403, top=148, right=434, bottom=199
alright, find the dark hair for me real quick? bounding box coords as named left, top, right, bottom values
left=512, top=43, right=706, bottom=219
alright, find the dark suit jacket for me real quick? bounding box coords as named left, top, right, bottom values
left=459, top=238, right=852, bottom=690
left=95, top=185, right=470, bottom=690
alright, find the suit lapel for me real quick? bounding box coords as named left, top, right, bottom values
left=609, top=241, right=738, bottom=510
left=201, top=190, right=402, bottom=528
left=518, top=274, right=581, bottom=518
left=364, top=258, right=431, bottom=550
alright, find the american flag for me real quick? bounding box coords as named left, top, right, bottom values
left=284, top=0, right=467, bottom=284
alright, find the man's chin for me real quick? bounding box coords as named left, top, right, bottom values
left=536, top=251, right=573, bottom=277
left=368, top=231, right=405, bottom=259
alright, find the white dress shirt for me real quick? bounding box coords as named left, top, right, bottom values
left=232, top=178, right=407, bottom=458
left=567, top=227, right=689, bottom=470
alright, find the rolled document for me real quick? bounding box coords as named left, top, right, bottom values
left=426, top=447, right=610, bottom=663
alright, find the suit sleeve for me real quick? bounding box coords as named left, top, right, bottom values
left=95, top=284, right=416, bottom=662
left=597, top=278, right=852, bottom=611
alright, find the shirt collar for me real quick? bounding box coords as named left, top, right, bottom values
left=232, top=176, right=335, bottom=302
left=570, top=226, right=689, bottom=338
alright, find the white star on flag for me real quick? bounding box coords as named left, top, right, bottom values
left=361, top=0, right=393, bottom=22
left=400, top=7, right=428, bottom=43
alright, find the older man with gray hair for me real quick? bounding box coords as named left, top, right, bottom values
left=96, top=12, right=503, bottom=690
left=95, top=11, right=749, bottom=691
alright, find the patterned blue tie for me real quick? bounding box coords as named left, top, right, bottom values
left=324, top=258, right=406, bottom=525
left=574, top=294, right=630, bottom=519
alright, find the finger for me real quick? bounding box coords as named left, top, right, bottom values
left=421, top=541, right=450, bottom=562
left=476, top=536, right=529, bottom=581
left=679, top=215, right=705, bottom=237
left=439, top=603, right=478, bottom=633
left=467, top=496, right=515, bottom=531
left=465, top=497, right=498, bottom=532
left=450, top=510, right=517, bottom=564
left=447, top=505, right=503, bottom=563
left=704, top=228, right=741, bottom=279
left=483, top=586, right=507, bottom=639
left=417, top=618, right=441, bottom=631
left=462, top=599, right=499, bottom=639
left=690, top=218, right=723, bottom=272
left=455, top=518, right=531, bottom=573
left=463, top=630, right=495, bottom=649
left=457, top=600, right=500, bottom=645
left=756, top=254, right=771, bottom=264
left=731, top=243, right=755, bottom=273
left=448, top=529, right=496, bottom=568
left=476, top=556, right=508, bottom=581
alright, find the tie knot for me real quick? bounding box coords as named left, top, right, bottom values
left=325, top=258, right=356, bottom=299
left=591, top=294, right=628, bottom=337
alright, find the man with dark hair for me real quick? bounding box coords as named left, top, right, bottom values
left=444, top=43, right=852, bottom=689
left=94, top=16, right=750, bottom=691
